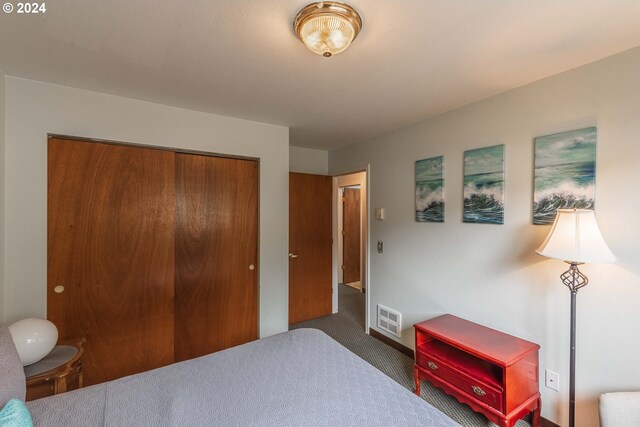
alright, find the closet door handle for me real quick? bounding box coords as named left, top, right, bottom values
left=289, top=253, right=299, bottom=259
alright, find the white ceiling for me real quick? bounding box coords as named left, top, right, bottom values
left=1, top=1, right=640, bottom=150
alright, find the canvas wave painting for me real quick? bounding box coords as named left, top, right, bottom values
left=534, top=127, right=596, bottom=225
left=415, top=156, right=444, bottom=222
left=463, top=145, right=505, bottom=224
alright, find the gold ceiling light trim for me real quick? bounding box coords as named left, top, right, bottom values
left=294, top=2, right=363, bottom=57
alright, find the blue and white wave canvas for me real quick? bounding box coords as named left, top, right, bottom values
left=463, top=145, right=505, bottom=224
left=534, top=127, right=596, bottom=225
left=415, top=156, right=444, bottom=222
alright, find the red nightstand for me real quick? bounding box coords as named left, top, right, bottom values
left=414, top=315, right=541, bottom=427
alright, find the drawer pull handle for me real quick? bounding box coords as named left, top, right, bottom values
left=427, top=361, right=438, bottom=370
left=472, top=386, right=486, bottom=396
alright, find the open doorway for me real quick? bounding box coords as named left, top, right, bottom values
left=334, top=171, right=367, bottom=331
left=339, top=186, right=361, bottom=289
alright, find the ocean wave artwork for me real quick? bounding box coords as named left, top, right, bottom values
left=416, top=156, right=444, bottom=222
left=463, top=144, right=505, bottom=224
left=534, top=127, right=596, bottom=225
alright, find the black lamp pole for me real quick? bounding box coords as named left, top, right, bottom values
left=561, top=261, right=588, bottom=427
left=569, top=289, right=577, bottom=427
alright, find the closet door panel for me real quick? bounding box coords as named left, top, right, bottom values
left=174, top=154, right=258, bottom=362
left=48, top=138, right=176, bottom=386
left=342, top=188, right=361, bottom=284
left=288, top=173, right=332, bottom=325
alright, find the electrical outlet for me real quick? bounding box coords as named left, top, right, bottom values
left=545, top=369, right=560, bottom=391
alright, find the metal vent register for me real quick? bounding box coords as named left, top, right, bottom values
left=377, top=304, right=401, bottom=337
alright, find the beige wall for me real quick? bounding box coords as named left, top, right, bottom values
left=329, top=46, right=640, bottom=426
left=0, top=74, right=5, bottom=322
left=2, top=77, right=290, bottom=338
left=289, top=146, right=328, bottom=175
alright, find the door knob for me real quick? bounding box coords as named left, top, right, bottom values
left=288, top=253, right=299, bottom=259
left=54, top=285, right=65, bottom=294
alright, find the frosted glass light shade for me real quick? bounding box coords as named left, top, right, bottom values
left=294, top=2, right=362, bottom=57
left=8, top=318, right=58, bottom=366
left=536, top=209, right=615, bottom=264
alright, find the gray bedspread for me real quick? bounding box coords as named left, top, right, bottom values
left=27, top=328, right=458, bottom=426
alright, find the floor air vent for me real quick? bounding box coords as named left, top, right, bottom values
left=377, top=304, right=401, bottom=337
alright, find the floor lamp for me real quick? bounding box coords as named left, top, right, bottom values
left=536, top=209, right=615, bottom=427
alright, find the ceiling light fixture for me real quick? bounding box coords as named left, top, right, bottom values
left=294, top=2, right=362, bottom=57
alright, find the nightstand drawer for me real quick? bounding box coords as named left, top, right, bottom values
left=419, top=354, right=503, bottom=412
left=26, top=364, right=82, bottom=401
left=25, top=379, right=55, bottom=401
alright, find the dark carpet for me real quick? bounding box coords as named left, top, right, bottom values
left=290, top=285, right=530, bottom=427
left=336, top=284, right=366, bottom=328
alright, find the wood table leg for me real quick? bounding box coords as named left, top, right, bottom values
left=414, top=367, right=421, bottom=396
left=531, top=397, right=541, bottom=427
left=55, top=368, right=71, bottom=394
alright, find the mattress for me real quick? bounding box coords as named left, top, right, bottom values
left=27, top=328, right=459, bottom=426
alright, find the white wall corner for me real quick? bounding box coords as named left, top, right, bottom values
left=289, top=146, right=329, bottom=175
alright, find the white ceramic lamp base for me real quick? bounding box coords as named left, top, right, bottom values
left=8, top=318, right=59, bottom=366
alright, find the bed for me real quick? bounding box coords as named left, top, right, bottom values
left=2, top=325, right=459, bottom=426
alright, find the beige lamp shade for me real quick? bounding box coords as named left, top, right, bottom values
left=536, top=209, right=615, bottom=264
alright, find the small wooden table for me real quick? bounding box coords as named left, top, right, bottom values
left=24, top=338, right=86, bottom=401
left=414, top=315, right=540, bottom=427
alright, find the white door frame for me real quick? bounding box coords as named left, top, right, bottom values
left=337, top=187, right=344, bottom=285
left=331, top=165, right=370, bottom=333
left=337, top=185, right=362, bottom=288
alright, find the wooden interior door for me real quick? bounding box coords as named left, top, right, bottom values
left=48, top=138, right=176, bottom=386
left=289, top=172, right=332, bottom=325
left=342, top=187, right=361, bottom=284
left=174, top=154, right=258, bottom=361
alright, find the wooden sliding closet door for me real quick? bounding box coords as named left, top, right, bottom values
left=174, top=154, right=258, bottom=362
left=48, top=138, right=176, bottom=386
